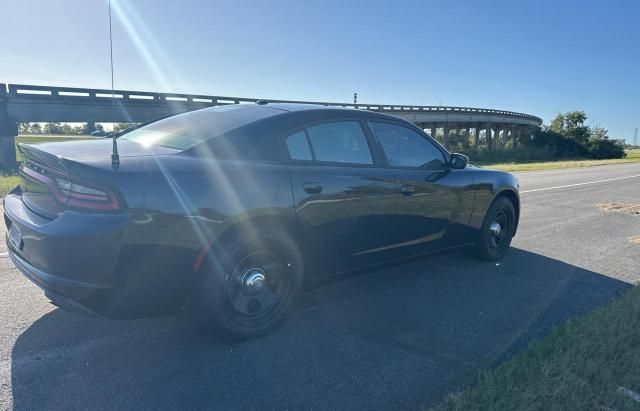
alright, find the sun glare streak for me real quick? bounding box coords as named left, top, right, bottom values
left=151, top=156, right=214, bottom=258
left=110, top=0, right=183, bottom=91
left=194, top=138, right=265, bottom=240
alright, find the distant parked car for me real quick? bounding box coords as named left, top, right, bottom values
left=90, top=130, right=110, bottom=137
left=4, top=104, right=519, bottom=339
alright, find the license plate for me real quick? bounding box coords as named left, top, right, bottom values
left=8, top=224, right=21, bottom=250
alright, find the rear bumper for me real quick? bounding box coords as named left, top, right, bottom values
left=4, top=193, right=200, bottom=319
left=9, top=248, right=103, bottom=317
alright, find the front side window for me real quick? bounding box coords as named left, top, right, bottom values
left=368, top=121, right=446, bottom=168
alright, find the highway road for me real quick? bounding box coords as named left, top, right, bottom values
left=1, top=163, right=639, bottom=410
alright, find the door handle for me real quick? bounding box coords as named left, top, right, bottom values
left=303, top=182, right=323, bottom=194
left=400, top=185, right=416, bottom=195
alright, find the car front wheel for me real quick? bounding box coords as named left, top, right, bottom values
left=473, top=196, right=516, bottom=261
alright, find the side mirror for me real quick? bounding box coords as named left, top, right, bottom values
left=450, top=153, right=469, bottom=169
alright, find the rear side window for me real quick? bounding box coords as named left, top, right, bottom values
left=121, top=105, right=278, bottom=150
left=286, top=130, right=313, bottom=160
left=285, top=121, right=373, bottom=165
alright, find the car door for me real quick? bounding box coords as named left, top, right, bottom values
left=284, top=119, right=400, bottom=275
left=367, top=120, right=475, bottom=257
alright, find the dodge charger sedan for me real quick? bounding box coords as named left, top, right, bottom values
left=4, top=103, right=519, bottom=339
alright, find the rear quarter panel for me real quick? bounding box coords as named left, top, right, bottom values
left=122, top=155, right=296, bottom=256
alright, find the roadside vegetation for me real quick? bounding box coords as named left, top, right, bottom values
left=480, top=149, right=640, bottom=172
left=433, top=285, right=640, bottom=411
left=452, top=111, right=630, bottom=168
left=17, top=120, right=133, bottom=136
left=0, top=170, right=20, bottom=197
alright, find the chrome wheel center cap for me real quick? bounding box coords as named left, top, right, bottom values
left=243, top=269, right=266, bottom=293
left=489, top=222, right=502, bottom=236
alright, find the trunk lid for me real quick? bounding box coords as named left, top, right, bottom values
left=17, top=139, right=177, bottom=219
left=25, top=138, right=180, bottom=161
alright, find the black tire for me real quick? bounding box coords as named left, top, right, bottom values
left=473, top=196, right=516, bottom=261
left=196, top=231, right=304, bottom=340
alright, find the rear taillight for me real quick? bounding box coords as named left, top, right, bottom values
left=21, top=164, right=121, bottom=211
left=54, top=177, right=120, bottom=211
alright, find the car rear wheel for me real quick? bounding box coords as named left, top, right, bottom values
left=196, top=231, right=303, bottom=340
left=473, top=196, right=516, bottom=261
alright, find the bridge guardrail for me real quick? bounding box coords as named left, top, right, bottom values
left=2, top=83, right=543, bottom=125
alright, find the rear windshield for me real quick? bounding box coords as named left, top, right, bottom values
left=120, top=104, right=279, bottom=150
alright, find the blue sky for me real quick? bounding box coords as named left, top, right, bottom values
left=1, top=0, right=638, bottom=141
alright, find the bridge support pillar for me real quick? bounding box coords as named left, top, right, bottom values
left=475, top=124, right=482, bottom=148
left=443, top=124, right=450, bottom=149
left=430, top=125, right=437, bottom=139
left=512, top=125, right=518, bottom=148
left=496, top=126, right=508, bottom=148
left=0, top=85, right=17, bottom=169
left=486, top=124, right=493, bottom=150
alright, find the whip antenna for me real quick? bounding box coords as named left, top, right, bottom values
left=108, top=0, right=119, bottom=169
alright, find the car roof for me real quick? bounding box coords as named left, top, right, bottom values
left=181, top=102, right=427, bottom=160
left=235, top=102, right=411, bottom=124
left=263, top=103, right=352, bottom=112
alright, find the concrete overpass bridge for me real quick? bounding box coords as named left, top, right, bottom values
left=0, top=83, right=543, bottom=167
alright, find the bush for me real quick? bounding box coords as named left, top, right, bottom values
left=587, top=139, right=626, bottom=159
left=462, top=146, right=557, bottom=163
left=461, top=129, right=626, bottom=164
left=524, top=130, right=590, bottom=158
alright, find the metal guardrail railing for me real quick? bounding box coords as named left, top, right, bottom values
left=1, top=83, right=543, bottom=125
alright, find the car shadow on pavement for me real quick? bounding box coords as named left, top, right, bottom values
left=10, top=248, right=631, bottom=410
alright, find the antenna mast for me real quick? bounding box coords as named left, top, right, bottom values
left=108, top=0, right=119, bottom=168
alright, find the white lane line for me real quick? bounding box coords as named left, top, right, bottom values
left=0, top=252, right=8, bottom=258
left=521, top=174, right=640, bottom=193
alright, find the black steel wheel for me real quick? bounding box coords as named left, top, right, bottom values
left=473, top=196, right=516, bottom=261
left=197, top=231, right=303, bottom=340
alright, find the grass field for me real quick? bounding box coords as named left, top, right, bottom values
left=433, top=285, right=640, bottom=410
left=0, top=171, right=20, bottom=197
left=480, top=150, right=640, bottom=172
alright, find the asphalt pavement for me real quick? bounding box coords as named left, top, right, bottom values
left=1, top=163, right=639, bottom=410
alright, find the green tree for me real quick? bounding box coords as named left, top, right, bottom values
left=589, top=126, right=608, bottom=141
left=60, top=124, right=74, bottom=134
left=549, top=111, right=590, bottom=144
left=17, top=122, right=31, bottom=134
left=563, top=111, right=590, bottom=143
left=550, top=113, right=565, bottom=134
left=81, top=122, right=105, bottom=134
left=113, top=123, right=136, bottom=132
left=85, top=122, right=97, bottom=134
left=44, top=122, right=62, bottom=134
left=30, top=123, right=42, bottom=134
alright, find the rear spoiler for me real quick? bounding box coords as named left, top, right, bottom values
left=17, top=143, right=116, bottom=183
left=18, top=143, right=67, bottom=170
